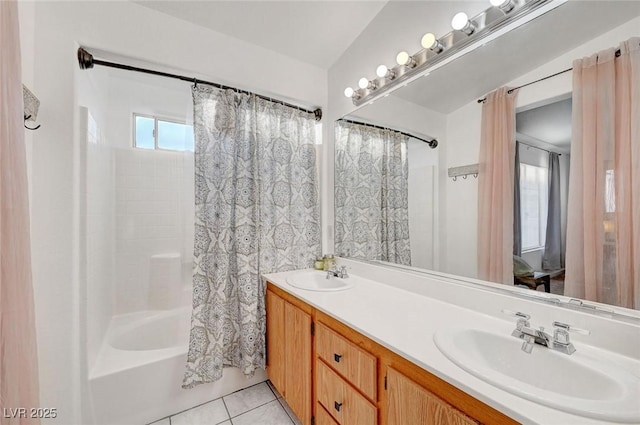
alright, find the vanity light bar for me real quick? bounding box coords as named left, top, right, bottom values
left=346, top=0, right=562, bottom=106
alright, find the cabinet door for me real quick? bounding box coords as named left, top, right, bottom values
left=266, top=290, right=286, bottom=395
left=386, top=368, right=478, bottom=425
left=284, top=301, right=312, bottom=425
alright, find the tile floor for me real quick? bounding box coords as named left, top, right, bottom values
left=149, top=381, right=301, bottom=425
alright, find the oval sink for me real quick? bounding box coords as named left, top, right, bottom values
left=434, top=327, right=640, bottom=422
left=286, top=270, right=354, bottom=292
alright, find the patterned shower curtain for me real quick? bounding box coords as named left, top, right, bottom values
left=334, top=121, right=411, bottom=265
left=183, top=86, right=321, bottom=388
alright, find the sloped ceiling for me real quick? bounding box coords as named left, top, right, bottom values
left=134, top=1, right=388, bottom=68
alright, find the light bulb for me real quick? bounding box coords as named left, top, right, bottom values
left=396, top=51, right=409, bottom=65
left=490, top=0, right=515, bottom=12
left=358, top=77, right=369, bottom=89
left=344, top=87, right=354, bottom=98
left=451, top=12, right=476, bottom=35
left=421, top=33, right=436, bottom=49
left=421, top=32, right=444, bottom=53
left=376, top=65, right=395, bottom=80
left=395, top=51, right=415, bottom=68
left=451, top=12, right=469, bottom=30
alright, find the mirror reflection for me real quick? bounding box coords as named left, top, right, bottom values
left=334, top=1, right=640, bottom=310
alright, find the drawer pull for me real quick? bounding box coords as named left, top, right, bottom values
left=334, top=353, right=342, bottom=362
left=334, top=401, right=343, bottom=412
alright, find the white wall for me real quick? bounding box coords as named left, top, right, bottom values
left=407, top=140, right=437, bottom=269
left=443, top=101, right=482, bottom=277
left=21, top=2, right=326, bottom=423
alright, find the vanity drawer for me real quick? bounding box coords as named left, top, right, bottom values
left=316, top=359, right=377, bottom=425
left=316, top=322, right=377, bottom=400
left=316, top=403, right=339, bottom=425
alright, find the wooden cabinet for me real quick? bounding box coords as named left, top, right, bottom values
left=265, top=289, right=312, bottom=425
left=284, top=301, right=312, bottom=424
left=316, top=360, right=378, bottom=425
left=386, top=367, right=478, bottom=425
left=316, top=323, right=377, bottom=401
left=266, top=290, right=285, bottom=392
left=266, top=282, right=517, bottom=425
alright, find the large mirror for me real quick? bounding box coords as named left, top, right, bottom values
left=334, top=1, right=640, bottom=312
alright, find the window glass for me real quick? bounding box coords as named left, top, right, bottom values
left=605, top=169, right=616, bottom=213
left=157, top=120, right=194, bottom=152
left=520, top=163, right=548, bottom=251
left=134, top=114, right=194, bottom=152
left=135, top=115, right=155, bottom=149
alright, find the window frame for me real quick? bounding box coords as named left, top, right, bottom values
left=133, top=112, right=194, bottom=152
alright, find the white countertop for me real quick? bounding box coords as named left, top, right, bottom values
left=263, top=265, right=640, bottom=425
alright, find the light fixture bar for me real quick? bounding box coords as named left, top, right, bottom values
left=351, top=0, right=565, bottom=107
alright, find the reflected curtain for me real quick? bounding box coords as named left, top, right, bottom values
left=183, top=86, right=321, bottom=388
left=334, top=121, right=411, bottom=265
left=0, top=1, right=41, bottom=423
left=542, top=152, right=562, bottom=270
left=477, top=87, right=518, bottom=284
left=565, top=38, right=640, bottom=309
left=513, top=142, right=522, bottom=257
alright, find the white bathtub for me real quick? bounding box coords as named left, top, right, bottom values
left=89, top=307, right=266, bottom=425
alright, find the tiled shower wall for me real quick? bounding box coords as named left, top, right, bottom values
left=85, top=109, right=115, bottom=369
left=114, top=148, right=194, bottom=314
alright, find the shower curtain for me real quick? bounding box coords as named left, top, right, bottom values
left=477, top=87, right=518, bottom=285
left=0, top=1, right=41, bottom=423
left=565, top=38, right=640, bottom=309
left=334, top=121, right=411, bottom=265
left=183, top=86, right=321, bottom=388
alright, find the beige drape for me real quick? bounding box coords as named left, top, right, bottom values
left=0, top=1, right=41, bottom=422
left=477, top=87, right=518, bottom=284
left=565, top=38, right=640, bottom=309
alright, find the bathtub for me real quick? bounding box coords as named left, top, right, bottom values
left=89, top=307, right=266, bottom=425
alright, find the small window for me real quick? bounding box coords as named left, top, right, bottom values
left=520, top=163, right=548, bottom=251
left=134, top=114, right=194, bottom=152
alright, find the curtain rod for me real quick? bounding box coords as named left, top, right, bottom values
left=477, top=67, right=572, bottom=103
left=518, top=140, right=562, bottom=156
left=477, top=48, right=625, bottom=104
left=338, top=118, right=438, bottom=149
left=77, top=48, right=322, bottom=121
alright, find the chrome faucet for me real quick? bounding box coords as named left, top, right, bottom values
left=503, top=310, right=590, bottom=355
left=326, top=265, right=349, bottom=279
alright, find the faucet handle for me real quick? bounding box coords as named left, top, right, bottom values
left=502, top=309, right=530, bottom=330
left=502, top=309, right=530, bottom=320
left=339, top=265, right=349, bottom=278
left=552, top=321, right=590, bottom=336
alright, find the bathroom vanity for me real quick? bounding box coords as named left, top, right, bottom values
left=264, top=260, right=640, bottom=425
left=266, top=282, right=510, bottom=425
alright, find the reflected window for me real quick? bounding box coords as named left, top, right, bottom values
left=133, top=113, right=194, bottom=152
left=520, top=163, right=548, bottom=251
